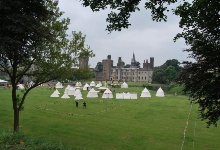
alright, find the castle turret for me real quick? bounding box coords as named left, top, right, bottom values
left=131, top=52, right=137, bottom=68
left=102, top=55, right=113, bottom=81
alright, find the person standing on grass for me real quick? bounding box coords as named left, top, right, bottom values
left=83, top=101, right=86, bottom=109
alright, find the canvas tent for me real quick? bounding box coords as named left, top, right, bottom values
left=156, top=87, right=165, bottom=97
left=50, top=91, right=59, bottom=97
left=87, top=88, right=98, bottom=98
left=75, top=82, right=82, bottom=86
left=17, top=84, right=24, bottom=90
left=56, top=82, right=63, bottom=89
left=123, top=92, right=131, bottom=99
left=61, top=93, right=70, bottom=99
left=83, top=83, right=90, bottom=91
left=54, top=89, right=60, bottom=95
left=68, top=87, right=75, bottom=95
left=121, top=82, right=128, bottom=88
left=90, top=81, right=96, bottom=87
left=140, top=88, right=151, bottom=98
left=0, top=79, right=8, bottom=83
left=130, top=93, right=137, bottom=99
left=75, top=94, right=83, bottom=100
left=74, top=89, right=82, bottom=97
left=102, top=88, right=113, bottom=98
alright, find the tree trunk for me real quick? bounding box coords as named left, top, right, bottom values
left=12, top=82, right=19, bottom=132
left=13, top=108, right=19, bottom=132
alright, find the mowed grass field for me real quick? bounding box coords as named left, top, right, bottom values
left=1, top=86, right=220, bottom=150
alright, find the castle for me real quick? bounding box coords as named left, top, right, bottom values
left=79, top=53, right=154, bottom=82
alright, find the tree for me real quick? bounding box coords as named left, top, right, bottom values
left=152, top=59, right=180, bottom=84
left=124, top=64, right=131, bottom=68
left=134, top=61, right=140, bottom=68
left=152, top=67, right=167, bottom=84
left=71, top=68, right=95, bottom=81
left=95, top=62, right=103, bottom=72
left=174, top=0, right=220, bottom=127
left=81, top=0, right=180, bottom=32
left=0, top=0, right=92, bottom=132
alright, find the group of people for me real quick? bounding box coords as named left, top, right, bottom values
left=75, top=101, right=86, bottom=108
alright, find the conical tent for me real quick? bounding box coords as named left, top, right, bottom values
left=75, top=94, right=83, bottom=100
left=56, top=82, right=63, bottom=89
left=87, top=88, right=98, bottom=98
left=83, top=83, right=90, bottom=90
left=54, top=89, right=60, bottom=95
left=64, top=85, right=71, bottom=94
left=140, top=88, right=151, bottom=98
left=102, top=88, right=113, bottom=98
left=61, top=93, right=70, bottom=99
left=68, top=87, right=75, bottom=95
left=74, top=89, right=82, bottom=97
left=156, top=87, right=165, bottom=97
left=90, top=81, right=96, bottom=87
left=121, top=82, right=128, bottom=88
left=50, top=91, right=59, bottom=97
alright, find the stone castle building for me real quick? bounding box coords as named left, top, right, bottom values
left=95, top=53, right=154, bottom=82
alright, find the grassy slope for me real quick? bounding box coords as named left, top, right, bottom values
left=0, top=86, right=220, bottom=150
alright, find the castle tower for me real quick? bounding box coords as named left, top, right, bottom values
left=117, top=57, right=125, bottom=68
left=131, top=52, right=136, bottom=68
left=102, top=55, right=113, bottom=81
left=150, top=57, right=154, bottom=69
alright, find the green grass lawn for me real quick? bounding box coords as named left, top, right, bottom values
left=1, top=86, right=220, bottom=150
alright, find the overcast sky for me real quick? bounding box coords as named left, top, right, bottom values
left=58, top=1, right=191, bottom=68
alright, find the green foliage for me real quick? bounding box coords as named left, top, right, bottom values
left=81, top=0, right=178, bottom=32
left=152, top=59, right=181, bottom=84
left=71, top=68, right=95, bottom=81
left=124, top=64, right=131, bottom=68
left=175, top=0, right=220, bottom=126
left=95, top=62, right=103, bottom=72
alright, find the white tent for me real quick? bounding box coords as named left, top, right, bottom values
left=61, top=93, right=70, bottom=99
left=50, top=91, right=59, bottom=97
left=140, top=88, right=151, bottom=98
left=95, top=83, right=101, bottom=88
left=156, top=87, right=165, bottom=97
left=130, top=93, right=138, bottom=99
left=54, top=89, right=60, bottom=95
left=116, top=93, right=124, bottom=99
left=75, top=94, right=83, bottom=100
left=56, top=82, right=63, bottom=89
left=83, top=83, right=90, bottom=90
left=17, top=84, right=25, bottom=90
left=90, top=81, right=96, bottom=87
left=102, top=88, right=113, bottom=98
left=68, top=87, right=76, bottom=95
left=74, top=89, right=82, bottom=97
left=121, top=82, right=128, bottom=88
left=123, top=92, right=131, bottom=99
left=64, top=85, right=71, bottom=94
left=0, top=79, right=8, bottom=83
left=87, top=88, right=98, bottom=98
